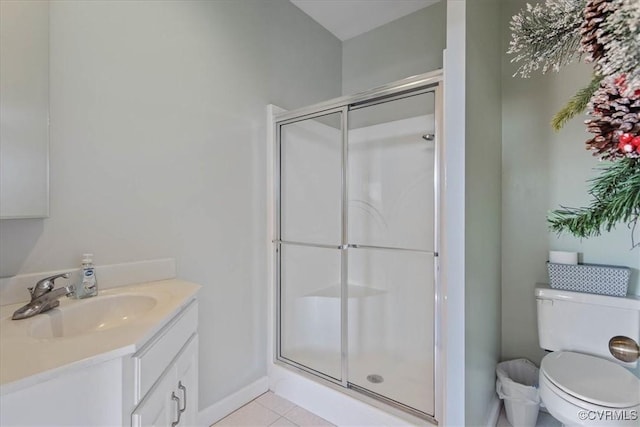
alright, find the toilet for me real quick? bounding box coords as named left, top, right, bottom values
left=536, top=285, right=640, bottom=426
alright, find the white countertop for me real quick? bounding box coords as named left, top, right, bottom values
left=0, top=279, right=200, bottom=395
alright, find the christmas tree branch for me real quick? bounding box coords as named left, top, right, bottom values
left=508, top=0, right=585, bottom=77
left=548, top=158, right=640, bottom=248
left=551, top=75, right=603, bottom=131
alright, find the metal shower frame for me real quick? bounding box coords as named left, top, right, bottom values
left=272, top=69, right=444, bottom=423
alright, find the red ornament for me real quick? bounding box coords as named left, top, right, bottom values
left=618, top=141, right=634, bottom=153
left=619, top=133, right=634, bottom=144
left=632, top=136, right=640, bottom=147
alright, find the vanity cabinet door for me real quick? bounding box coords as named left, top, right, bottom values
left=174, top=336, right=198, bottom=427
left=132, top=334, right=198, bottom=427
left=131, top=365, right=177, bottom=427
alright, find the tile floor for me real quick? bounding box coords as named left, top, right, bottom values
left=214, top=392, right=564, bottom=427
left=212, top=392, right=335, bottom=427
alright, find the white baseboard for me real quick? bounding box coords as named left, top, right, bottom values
left=198, top=376, right=269, bottom=426
left=487, top=397, right=501, bottom=427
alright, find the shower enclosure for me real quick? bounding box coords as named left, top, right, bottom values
left=273, top=71, right=442, bottom=422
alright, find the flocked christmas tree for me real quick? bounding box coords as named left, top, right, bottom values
left=509, top=0, right=640, bottom=248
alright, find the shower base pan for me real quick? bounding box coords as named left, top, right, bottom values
left=281, top=349, right=435, bottom=419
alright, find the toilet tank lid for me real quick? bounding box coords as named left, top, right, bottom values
left=535, top=284, right=640, bottom=310
left=541, top=352, right=640, bottom=408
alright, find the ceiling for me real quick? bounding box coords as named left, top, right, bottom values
left=290, top=0, right=440, bottom=41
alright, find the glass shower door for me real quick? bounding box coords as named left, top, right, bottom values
left=278, top=110, right=344, bottom=382
left=275, top=78, right=441, bottom=420
left=347, top=248, right=435, bottom=413
left=347, top=92, right=437, bottom=415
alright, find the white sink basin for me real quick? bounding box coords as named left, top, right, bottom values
left=29, top=294, right=157, bottom=339
left=0, top=279, right=200, bottom=391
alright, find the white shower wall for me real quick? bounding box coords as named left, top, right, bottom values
left=349, top=115, right=435, bottom=250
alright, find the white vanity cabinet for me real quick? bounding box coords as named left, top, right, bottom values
left=132, top=335, right=198, bottom=426
left=130, top=302, right=199, bottom=427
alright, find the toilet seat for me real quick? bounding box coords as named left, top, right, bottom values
left=541, top=351, right=640, bottom=408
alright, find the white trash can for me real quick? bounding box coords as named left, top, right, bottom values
left=496, top=359, right=540, bottom=427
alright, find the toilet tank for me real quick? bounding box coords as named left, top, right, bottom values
left=536, top=285, right=640, bottom=367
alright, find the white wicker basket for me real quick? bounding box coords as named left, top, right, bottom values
left=547, top=262, right=630, bottom=297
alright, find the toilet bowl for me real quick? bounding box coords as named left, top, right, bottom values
left=539, top=351, right=640, bottom=426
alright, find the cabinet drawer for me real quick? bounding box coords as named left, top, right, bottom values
left=133, top=300, right=198, bottom=403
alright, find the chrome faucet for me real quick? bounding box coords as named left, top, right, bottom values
left=12, top=273, right=75, bottom=320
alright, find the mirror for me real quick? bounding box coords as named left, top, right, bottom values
left=0, top=0, right=49, bottom=218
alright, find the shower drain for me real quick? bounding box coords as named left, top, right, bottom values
left=366, top=374, right=384, bottom=384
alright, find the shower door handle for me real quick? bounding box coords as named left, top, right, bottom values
left=337, top=244, right=359, bottom=250
left=275, top=240, right=344, bottom=250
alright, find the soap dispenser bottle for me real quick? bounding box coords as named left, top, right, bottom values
left=75, top=253, right=98, bottom=298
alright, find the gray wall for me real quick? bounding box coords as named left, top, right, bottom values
left=0, top=0, right=342, bottom=411
left=465, top=0, right=503, bottom=425
left=341, top=0, right=446, bottom=95
left=501, top=0, right=640, bottom=368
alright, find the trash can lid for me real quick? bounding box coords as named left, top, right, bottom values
left=541, top=352, right=640, bottom=408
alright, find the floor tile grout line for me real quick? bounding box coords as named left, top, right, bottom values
left=213, top=391, right=333, bottom=427
left=212, top=397, right=280, bottom=426
left=281, top=403, right=298, bottom=416
left=268, top=415, right=300, bottom=427
left=255, top=391, right=299, bottom=417
left=255, top=392, right=305, bottom=425
left=254, top=398, right=281, bottom=423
